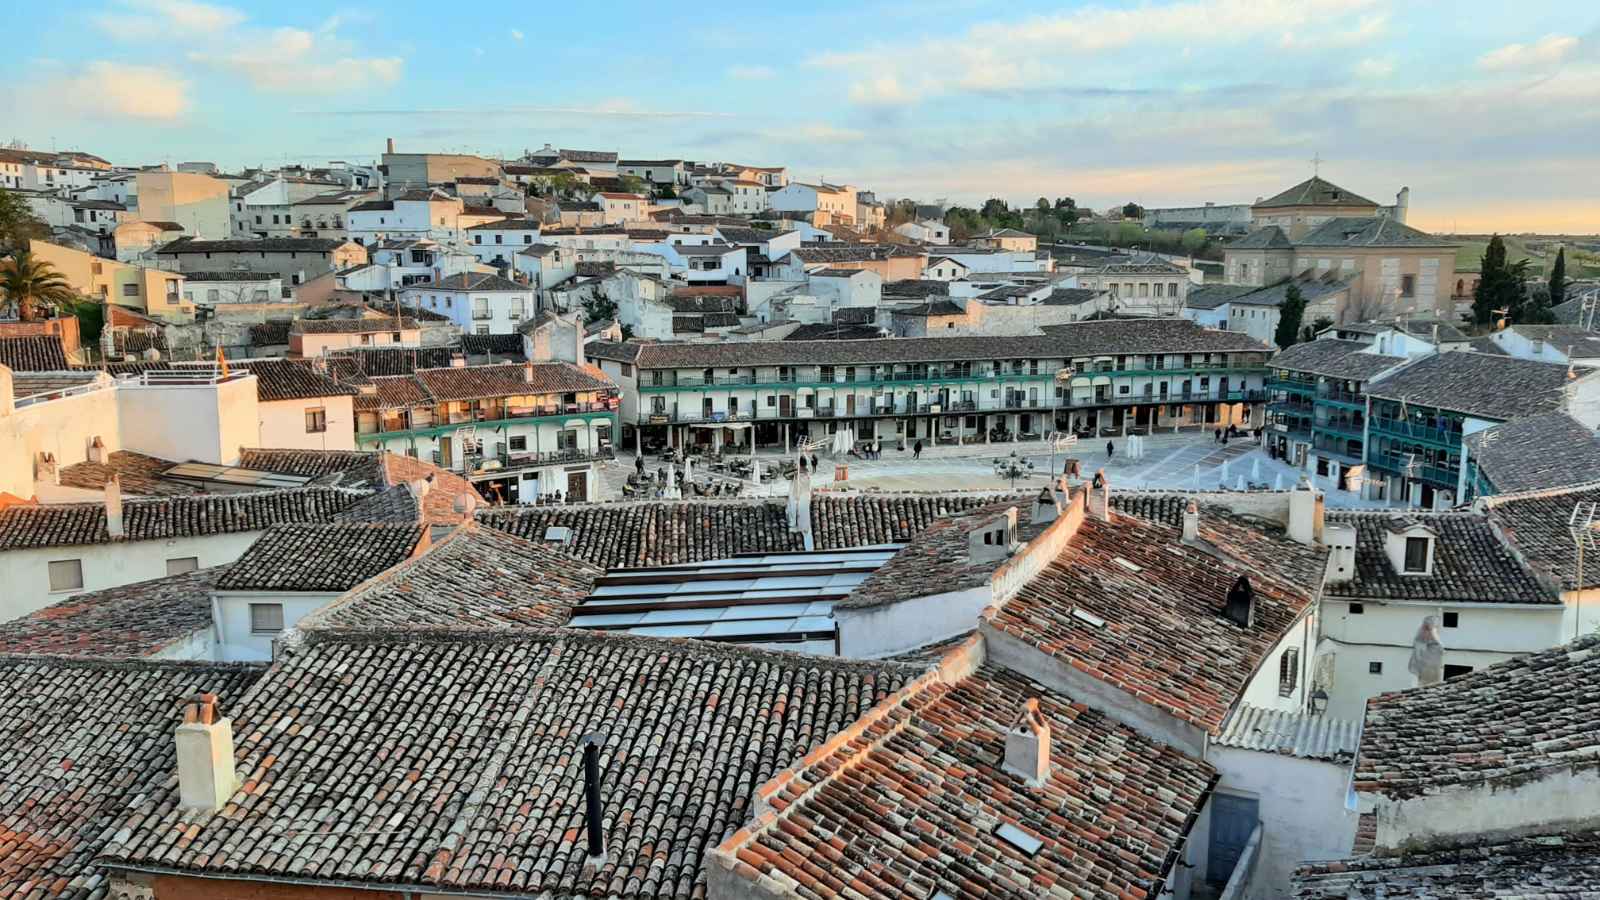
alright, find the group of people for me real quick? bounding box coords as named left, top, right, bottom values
left=849, top=441, right=885, bottom=460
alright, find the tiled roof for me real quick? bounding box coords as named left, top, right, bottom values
left=988, top=501, right=1322, bottom=734
left=881, top=279, right=951, bottom=299
left=1254, top=176, right=1379, bottom=209
left=306, top=524, right=602, bottom=629
left=0, top=656, right=262, bottom=899
left=248, top=321, right=291, bottom=346
left=1213, top=704, right=1361, bottom=762
left=181, top=270, right=275, bottom=282
left=630, top=318, right=1269, bottom=369
left=1293, top=831, right=1600, bottom=899
left=1484, top=483, right=1600, bottom=590
left=893, top=298, right=965, bottom=317
left=238, top=358, right=356, bottom=402
left=1353, top=635, right=1600, bottom=798
left=235, top=448, right=386, bottom=484
left=789, top=245, right=924, bottom=264
left=330, top=482, right=422, bottom=524
left=666, top=295, right=739, bottom=314
left=1324, top=511, right=1556, bottom=604
left=1507, top=323, right=1600, bottom=357
left=1367, top=351, right=1586, bottom=419
left=842, top=497, right=1036, bottom=609
left=291, top=316, right=418, bottom=334
left=157, top=236, right=350, bottom=254
left=782, top=323, right=884, bottom=341
left=1295, top=217, right=1457, bottom=249
left=1465, top=411, right=1600, bottom=494
left=0, top=335, right=71, bottom=371
left=413, top=361, right=613, bottom=401
left=1467, top=334, right=1507, bottom=355
left=100, top=629, right=917, bottom=896
left=329, top=345, right=457, bottom=376
left=460, top=333, right=525, bottom=356
left=358, top=374, right=432, bottom=409
left=1041, top=287, right=1103, bottom=306
left=582, top=340, right=642, bottom=363
left=719, top=658, right=1217, bottom=899
left=480, top=493, right=1001, bottom=569
left=0, top=487, right=362, bottom=550
left=214, top=522, right=424, bottom=592
left=1269, top=339, right=1408, bottom=381
left=425, top=272, right=527, bottom=292
left=0, top=567, right=222, bottom=658
left=58, top=450, right=195, bottom=496
left=1228, top=225, right=1295, bottom=250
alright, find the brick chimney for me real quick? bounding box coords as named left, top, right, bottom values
left=105, top=475, right=124, bottom=538
left=1003, top=698, right=1051, bottom=787
left=1181, top=498, right=1200, bottom=543
left=175, top=693, right=236, bottom=812
left=36, top=452, right=58, bottom=486
left=87, top=435, right=106, bottom=465
left=1087, top=469, right=1111, bottom=522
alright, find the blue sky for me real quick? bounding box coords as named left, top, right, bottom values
left=5, top=0, right=1598, bottom=232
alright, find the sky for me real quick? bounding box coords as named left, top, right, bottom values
left=4, top=0, right=1598, bottom=234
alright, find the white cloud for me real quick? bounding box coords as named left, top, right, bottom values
left=727, top=65, right=775, bottom=80
left=765, top=123, right=866, bottom=143
left=509, top=28, right=524, bottom=41
left=90, top=0, right=402, bottom=94
left=31, top=61, right=191, bottom=121
left=1477, top=34, right=1580, bottom=71
left=813, top=0, right=1388, bottom=105
left=1354, top=56, right=1394, bottom=78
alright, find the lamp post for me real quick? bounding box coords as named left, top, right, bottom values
left=993, top=450, right=1034, bottom=491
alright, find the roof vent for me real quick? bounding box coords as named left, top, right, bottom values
left=1223, top=574, right=1255, bottom=628
left=580, top=734, right=607, bottom=867
left=1112, top=557, right=1142, bottom=574
left=1071, top=607, right=1106, bottom=629
left=544, top=525, right=572, bottom=544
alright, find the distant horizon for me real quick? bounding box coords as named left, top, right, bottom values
left=5, top=0, right=1598, bottom=233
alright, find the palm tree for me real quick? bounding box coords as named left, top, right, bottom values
left=0, top=251, right=79, bottom=321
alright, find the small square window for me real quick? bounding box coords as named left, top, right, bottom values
left=1368, top=661, right=1383, bottom=675
left=305, top=408, right=328, bottom=433
left=1349, top=602, right=1364, bottom=614
left=250, top=603, right=285, bottom=634
left=48, top=559, right=84, bottom=592
left=166, top=557, right=199, bottom=575
left=509, top=435, right=527, bottom=451
left=1442, top=612, right=1458, bottom=628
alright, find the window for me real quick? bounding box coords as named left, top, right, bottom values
left=1349, top=602, right=1365, bottom=614
left=250, top=603, right=285, bottom=634
left=207, top=288, right=220, bottom=302
left=1442, top=611, right=1459, bottom=628
left=121, top=283, right=140, bottom=297
left=620, top=362, right=632, bottom=377
left=1368, top=661, right=1383, bottom=675
left=166, top=557, right=199, bottom=575
left=305, top=408, right=328, bottom=433
left=557, top=429, right=578, bottom=450
left=1278, top=648, right=1299, bottom=697
left=474, top=324, right=490, bottom=335
left=509, top=435, right=527, bottom=451
left=1400, top=274, right=1416, bottom=298
left=1403, top=536, right=1429, bottom=572
left=48, top=559, right=84, bottom=592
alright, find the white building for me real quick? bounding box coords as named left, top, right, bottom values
left=400, top=272, right=534, bottom=335
left=465, top=218, right=544, bottom=268
left=347, top=189, right=473, bottom=246
left=596, top=192, right=648, bottom=225
left=179, top=271, right=282, bottom=305
left=895, top=219, right=949, bottom=244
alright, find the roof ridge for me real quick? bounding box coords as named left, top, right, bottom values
left=0, top=653, right=267, bottom=673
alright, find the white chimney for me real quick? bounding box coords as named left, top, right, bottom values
left=36, top=452, right=58, bottom=486
left=175, top=693, right=236, bottom=812
left=1181, top=498, right=1200, bottom=543
left=1087, top=469, right=1111, bottom=522
left=87, top=435, right=107, bottom=465
left=1287, top=477, right=1323, bottom=546
left=1032, top=486, right=1059, bottom=525
left=105, top=475, right=124, bottom=538
left=968, top=508, right=1020, bottom=563
left=1003, top=698, right=1052, bottom=787
left=523, top=361, right=535, bottom=383
left=1323, top=522, right=1357, bottom=584
left=1394, top=187, right=1410, bottom=224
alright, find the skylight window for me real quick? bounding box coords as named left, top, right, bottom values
left=995, top=823, right=1043, bottom=856
left=544, top=526, right=572, bottom=543
left=1113, top=557, right=1143, bottom=573
left=1072, top=608, right=1106, bottom=629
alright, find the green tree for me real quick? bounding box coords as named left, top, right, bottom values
left=1121, top=202, right=1144, bottom=219
left=0, top=187, right=48, bottom=253
left=1301, top=315, right=1334, bottom=343
left=1550, top=246, right=1567, bottom=307
left=980, top=198, right=1011, bottom=221
left=1180, top=228, right=1209, bottom=254
left=1036, top=197, right=1051, bottom=211
left=0, top=251, right=80, bottom=321
left=1275, top=284, right=1307, bottom=348
left=1473, top=235, right=1513, bottom=326
left=71, top=298, right=105, bottom=344
left=616, top=174, right=649, bottom=196
left=1114, top=221, right=1143, bottom=244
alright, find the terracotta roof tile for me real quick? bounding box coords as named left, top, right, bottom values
left=0, top=335, right=71, bottom=371
left=0, top=487, right=363, bottom=550
left=1323, top=511, right=1557, bottom=604
left=214, top=522, right=425, bottom=592
left=1293, top=830, right=1600, bottom=898
left=0, top=567, right=223, bottom=658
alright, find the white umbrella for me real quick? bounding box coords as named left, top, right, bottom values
left=1274, top=472, right=1284, bottom=491
left=1236, top=474, right=1246, bottom=491
left=1251, top=458, right=1261, bottom=480
left=1221, top=460, right=1230, bottom=480
left=1192, top=464, right=1201, bottom=490
left=683, top=455, right=693, bottom=484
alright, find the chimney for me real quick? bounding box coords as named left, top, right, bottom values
left=1323, top=522, right=1357, bottom=584
left=1032, top=485, right=1059, bottom=525
left=1003, top=698, right=1052, bottom=787
left=105, top=475, right=124, bottom=538
left=175, top=693, right=236, bottom=812
left=87, top=435, right=106, bottom=465
left=968, top=508, right=1020, bottom=563
left=523, top=361, right=535, bottom=383
left=571, top=314, right=586, bottom=368
left=1287, top=476, right=1323, bottom=545
left=1394, top=186, right=1410, bottom=224
left=1181, top=498, right=1200, bottom=543
left=1223, top=574, right=1255, bottom=628
left=36, top=452, right=58, bottom=486
left=785, top=463, right=813, bottom=550
left=386, top=137, right=395, bottom=155
left=580, top=735, right=607, bottom=866
left=1087, top=469, right=1111, bottom=522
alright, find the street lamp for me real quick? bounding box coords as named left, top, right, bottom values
left=993, top=451, right=1035, bottom=490
left=1309, top=688, right=1329, bottom=717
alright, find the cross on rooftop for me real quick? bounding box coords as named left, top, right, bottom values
left=1311, top=152, right=1323, bottom=176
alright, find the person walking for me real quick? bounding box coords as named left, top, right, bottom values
left=634, top=454, right=644, bottom=476
left=913, top=440, right=923, bottom=460
left=1106, top=439, right=1115, bottom=459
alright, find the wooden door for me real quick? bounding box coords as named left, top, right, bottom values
left=566, top=470, right=588, bottom=502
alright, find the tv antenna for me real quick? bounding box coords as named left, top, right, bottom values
left=1568, top=501, right=1600, bottom=639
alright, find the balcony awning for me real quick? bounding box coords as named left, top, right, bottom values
left=689, top=421, right=753, bottom=429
